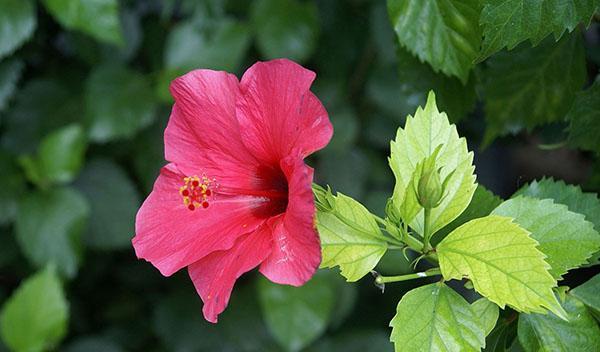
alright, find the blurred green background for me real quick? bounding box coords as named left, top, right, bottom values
left=0, top=0, right=598, bottom=351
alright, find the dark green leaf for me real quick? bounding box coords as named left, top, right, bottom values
left=518, top=294, right=600, bottom=351
left=570, top=273, right=600, bottom=314
left=258, top=271, right=336, bottom=352
left=0, top=151, right=25, bottom=225
left=157, top=17, right=251, bottom=101
left=0, top=266, right=68, bottom=352
left=479, top=0, right=598, bottom=60
left=1, top=79, right=81, bottom=154
left=41, top=0, right=123, bottom=45
left=0, top=0, right=36, bottom=59
left=0, top=59, right=23, bottom=112
left=85, top=65, right=157, bottom=142
left=74, top=159, right=140, bottom=250
left=481, top=33, right=586, bottom=145
left=307, top=330, right=393, bottom=352
left=15, top=188, right=89, bottom=278
left=20, top=124, right=87, bottom=187
left=568, top=78, right=600, bottom=154
left=153, top=290, right=221, bottom=352
left=388, top=0, right=482, bottom=83
left=251, top=0, right=319, bottom=63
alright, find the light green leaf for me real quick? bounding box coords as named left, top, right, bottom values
left=0, top=0, right=36, bottom=59
left=570, top=273, right=600, bottom=314
left=387, top=0, right=482, bottom=83
left=85, top=65, right=157, bottom=142
left=251, top=0, right=319, bottom=63
left=74, top=159, right=140, bottom=250
left=481, top=33, right=586, bottom=145
left=435, top=185, right=503, bottom=244
left=437, top=215, right=566, bottom=318
left=389, top=91, right=476, bottom=236
left=20, top=124, right=87, bottom=187
left=492, top=197, right=600, bottom=279
left=15, top=188, right=89, bottom=278
left=157, top=17, right=251, bottom=102
left=568, top=78, right=600, bottom=154
left=390, top=282, right=486, bottom=352
left=0, top=266, right=68, bottom=352
left=0, top=59, right=24, bottom=111
left=41, top=0, right=123, bottom=45
left=258, top=271, right=335, bottom=352
left=472, top=298, right=500, bottom=337
left=317, top=188, right=387, bottom=282
left=514, top=177, right=600, bottom=231
left=518, top=294, right=600, bottom=352
left=478, top=0, right=598, bottom=60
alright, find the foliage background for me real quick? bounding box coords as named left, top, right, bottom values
left=0, top=0, right=598, bottom=351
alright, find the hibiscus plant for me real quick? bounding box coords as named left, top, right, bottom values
left=314, top=91, right=600, bottom=351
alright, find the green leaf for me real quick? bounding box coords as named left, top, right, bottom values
left=568, top=78, right=600, bottom=154
left=389, top=91, right=476, bottom=235
left=387, top=0, right=482, bottom=83
left=390, top=282, right=486, bottom=352
left=1, top=79, right=82, bottom=154
left=478, top=0, right=598, bottom=60
left=316, top=188, right=388, bottom=282
left=0, top=59, right=24, bottom=111
left=307, top=330, right=393, bottom=352
left=20, top=124, right=87, bottom=187
left=0, top=266, right=68, bottom=352
left=258, top=271, right=335, bottom=352
left=518, top=294, right=600, bottom=352
left=153, top=290, right=221, bottom=352
left=64, top=336, right=123, bottom=352
left=41, top=0, right=123, bottom=45
left=472, top=298, right=500, bottom=337
left=0, top=151, right=25, bottom=225
left=85, top=65, right=157, bottom=142
left=492, top=196, right=600, bottom=279
left=15, top=188, right=89, bottom=278
left=437, top=215, right=566, bottom=318
left=157, top=17, right=251, bottom=101
left=0, top=0, right=36, bottom=59
left=251, top=0, right=319, bottom=63
left=74, top=159, right=140, bottom=250
left=514, top=177, right=600, bottom=231
left=481, top=34, right=586, bottom=145
left=435, top=185, right=503, bottom=244
left=570, top=273, right=600, bottom=314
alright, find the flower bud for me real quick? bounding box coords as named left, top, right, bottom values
left=413, top=145, right=454, bottom=209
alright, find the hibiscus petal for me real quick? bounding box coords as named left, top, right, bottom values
left=133, top=163, right=266, bottom=276
left=237, top=59, right=333, bottom=164
left=259, top=154, right=321, bottom=286
left=165, top=69, right=260, bottom=191
left=188, top=226, right=272, bottom=323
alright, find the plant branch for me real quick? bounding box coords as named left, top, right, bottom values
left=374, top=268, right=442, bottom=284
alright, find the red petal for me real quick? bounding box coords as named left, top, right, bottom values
left=259, top=154, right=321, bottom=286
left=237, top=59, right=333, bottom=164
left=132, top=164, right=266, bottom=276
left=188, top=225, right=272, bottom=323
left=166, top=69, right=261, bottom=191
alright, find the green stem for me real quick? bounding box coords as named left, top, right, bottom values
left=422, top=207, right=432, bottom=252
left=375, top=268, right=442, bottom=284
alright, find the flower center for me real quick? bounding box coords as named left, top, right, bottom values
left=179, top=175, right=214, bottom=211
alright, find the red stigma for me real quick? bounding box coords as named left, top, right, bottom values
left=179, top=175, right=215, bottom=211
left=205, top=189, right=211, bottom=196
left=182, top=189, right=190, bottom=196
left=188, top=204, right=195, bottom=211
left=192, top=180, right=200, bottom=187
left=202, top=201, right=209, bottom=208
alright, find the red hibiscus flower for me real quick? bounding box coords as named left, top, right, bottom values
left=132, top=59, right=333, bottom=323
